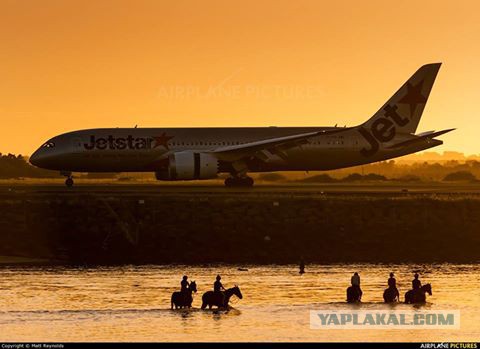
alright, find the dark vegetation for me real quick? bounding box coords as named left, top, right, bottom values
left=297, top=174, right=337, bottom=183
left=443, top=171, right=478, bottom=182
left=0, top=153, right=57, bottom=178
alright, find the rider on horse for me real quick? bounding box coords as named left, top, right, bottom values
left=181, top=275, right=190, bottom=301
left=214, top=275, right=225, bottom=292
left=405, top=274, right=431, bottom=304
left=386, top=272, right=399, bottom=301
left=410, top=273, right=422, bottom=299
left=412, top=273, right=421, bottom=290
left=214, top=275, right=226, bottom=305
left=351, top=272, right=362, bottom=297
left=388, top=272, right=396, bottom=288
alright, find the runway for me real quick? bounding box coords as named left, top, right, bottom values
left=2, top=182, right=480, bottom=198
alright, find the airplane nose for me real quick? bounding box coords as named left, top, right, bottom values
left=29, top=149, right=44, bottom=167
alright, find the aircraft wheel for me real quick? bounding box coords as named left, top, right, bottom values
left=243, top=176, right=254, bottom=187
left=225, top=177, right=235, bottom=187
left=65, top=177, right=74, bottom=187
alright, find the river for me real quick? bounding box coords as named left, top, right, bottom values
left=0, top=264, right=478, bottom=341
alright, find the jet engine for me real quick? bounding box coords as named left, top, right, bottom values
left=155, top=151, right=219, bottom=180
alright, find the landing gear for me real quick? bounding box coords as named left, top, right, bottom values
left=65, top=177, right=74, bottom=187
left=224, top=176, right=254, bottom=187
left=61, top=172, right=74, bottom=187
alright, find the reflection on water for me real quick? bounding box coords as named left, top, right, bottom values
left=0, top=264, right=479, bottom=341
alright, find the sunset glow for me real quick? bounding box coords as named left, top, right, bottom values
left=1, top=0, right=478, bottom=155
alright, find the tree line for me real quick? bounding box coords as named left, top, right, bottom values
left=0, top=153, right=57, bottom=178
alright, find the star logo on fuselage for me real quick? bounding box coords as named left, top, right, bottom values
left=398, top=80, right=427, bottom=117
left=153, top=132, right=174, bottom=150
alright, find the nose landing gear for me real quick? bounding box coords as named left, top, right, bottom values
left=65, top=177, right=74, bottom=187
left=61, top=172, right=74, bottom=187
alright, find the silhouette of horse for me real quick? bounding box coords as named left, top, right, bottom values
left=171, top=281, right=197, bottom=309
left=346, top=286, right=362, bottom=303
left=405, top=283, right=432, bottom=304
left=383, top=287, right=400, bottom=303
left=201, top=285, right=243, bottom=310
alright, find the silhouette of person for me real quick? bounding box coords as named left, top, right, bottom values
left=213, top=274, right=225, bottom=306
left=350, top=272, right=362, bottom=299
left=388, top=272, right=399, bottom=301
left=412, top=273, right=421, bottom=290
left=214, top=275, right=225, bottom=292
left=299, top=257, right=305, bottom=274
left=181, top=275, right=189, bottom=294
left=351, top=272, right=360, bottom=287
left=388, top=272, right=396, bottom=288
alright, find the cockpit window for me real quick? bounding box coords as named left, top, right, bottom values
left=42, top=142, right=55, bottom=148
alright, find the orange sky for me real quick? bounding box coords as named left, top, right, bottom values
left=1, top=0, right=479, bottom=155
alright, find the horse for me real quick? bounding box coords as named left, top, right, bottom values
left=404, top=283, right=432, bottom=304
left=201, top=285, right=243, bottom=310
left=171, top=281, right=197, bottom=309
left=383, top=287, right=400, bottom=303
left=346, top=286, right=362, bottom=303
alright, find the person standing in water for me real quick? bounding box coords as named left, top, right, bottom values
left=299, top=257, right=305, bottom=274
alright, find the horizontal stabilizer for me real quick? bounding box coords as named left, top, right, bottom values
left=387, top=128, right=455, bottom=149
left=415, top=130, right=436, bottom=137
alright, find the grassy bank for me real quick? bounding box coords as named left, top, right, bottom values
left=0, top=188, right=479, bottom=265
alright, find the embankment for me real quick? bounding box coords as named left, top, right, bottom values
left=0, top=187, right=479, bottom=264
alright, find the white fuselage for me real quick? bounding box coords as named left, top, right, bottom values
left=30, top=126, right=441, bottom=176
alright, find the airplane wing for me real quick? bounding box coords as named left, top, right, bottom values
left=212, top=128, right=352, bottom=162
left=386, top=128, right=455, bottom=149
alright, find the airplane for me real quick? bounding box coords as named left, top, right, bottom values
left=30, top=63, right=453, bottom=187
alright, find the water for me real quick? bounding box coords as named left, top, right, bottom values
left=0, top=264, right=479, bottom=342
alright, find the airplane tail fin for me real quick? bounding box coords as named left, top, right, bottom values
left=361, top=63, right=441, bottom=134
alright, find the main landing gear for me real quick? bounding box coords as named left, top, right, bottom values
left=224, top=176, right=254, bottom=187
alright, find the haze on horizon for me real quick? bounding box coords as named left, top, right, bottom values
left=0, top=0, right=478, bottom=156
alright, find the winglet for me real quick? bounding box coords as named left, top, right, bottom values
left=387, top=128, right=455, bottom=149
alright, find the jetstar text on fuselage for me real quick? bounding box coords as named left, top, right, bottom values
left=84, top=135, right=163, bottom=150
